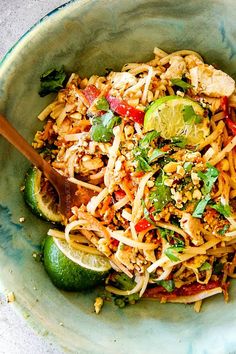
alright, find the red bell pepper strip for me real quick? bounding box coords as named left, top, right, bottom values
left=83, top=85, right=100, bottom=105
left=135, top=218, right=152, bottom=232
left=143, top=280, right=220, bottom=299
left=221, top=96, right=236, bottom=135
left=106, top=94, right=145, bottom=124
left=114, top=189, right=126, bottom=201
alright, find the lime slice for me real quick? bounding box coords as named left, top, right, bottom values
left=144, top=96, right=209, bottom=145
left=24, top=166, right=62, bottom=223
left=43, top=236, right=111, bottom=291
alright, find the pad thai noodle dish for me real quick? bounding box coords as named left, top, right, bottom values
left=24, top=47, right=236, bottom=313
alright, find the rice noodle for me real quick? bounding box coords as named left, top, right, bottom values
left=111, top=230, right=158, bottom=250
left=167, top=287, right=222, bottom=303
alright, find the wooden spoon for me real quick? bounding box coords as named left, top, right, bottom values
left=0, top=114, right=97, bottom=218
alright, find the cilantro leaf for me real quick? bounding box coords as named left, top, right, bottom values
left=213, top=261, right=224, bottom=275
left=164, top=246, right=184, bottom=262
left=39, top=67, right=67, bottom=97
left=199, top=262, right=211, bottom=271
left=192, top=194, right=211, bottom=218
left=135, top=155, right=152, bottom=172
left=183, top=105, right=203, bottom=124
left=91, top=111, right=121, bottom=142
left=154, top=280, right=175, bottom=293
left=158, top=227, right=170, bottom=241
left=171, top=136, right=187, bottom=148
left=134, top=131, right=161, bottom=171
left=170, top=78, right=193, bottom=91
left=148, top=149, right=166, bottom=163
left=95, top=97, right=109, bottom=111
left=211, top=203, right=231, bottom=217
left=183, top=162, right=193, bottom=172
left=139, top=131, right=160, bottom=149
left=197, top=163, right=219, bottom=196
left=149, top=173, right=172, bottom=212
left=142, top=200, right=156, bottom=226
left=217, top=224, right=230, bottom=235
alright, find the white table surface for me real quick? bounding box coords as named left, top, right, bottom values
left=0, top=1, right=69, bottom=353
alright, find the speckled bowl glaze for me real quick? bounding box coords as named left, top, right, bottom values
left=1, top=0, right=236, bottom=353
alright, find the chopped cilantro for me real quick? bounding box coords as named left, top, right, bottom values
left=154, top=279, right=175, bottom=292
left=139, top=131, right=160, bottom=149
left=217, top=224, right=230, bottom=235
left=183, top=162, right=193, bottom=172
left=148, top=149, right=166, bottom=163
left=164, top=246, right=184, bottom=262
left=192, top=194, right=211, bottom=218
left=183, top=105, right=203, bottom=124
left=170, top=78, right=193, bottom=91
left=149, top=173, right=172, bottom=212
left=142, top=200, right=156, bottom=226
left=95, top=97, right=109, bottom=111
left=211, top=203, right=231, bottom=218
left=135, top=155, right=152, bottom=172
left=134, top=131, right=161, bottom=171
left=171, top=235, right=185, bottom=248
left=39, top=67, right=67, bottom=97
left=171, top=136, right=188, bottom=148
left=213, top=261, right=224, bottom=275
left=158, top=227, right=171, bottom=241
left=198, top=163, right=219, bottom=196
left=91, top=111, right=121, bottom=142
left=199, top=262, right=211, bottom=271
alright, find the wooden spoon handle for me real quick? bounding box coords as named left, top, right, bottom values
left=0, top=114, right=58, bottom=183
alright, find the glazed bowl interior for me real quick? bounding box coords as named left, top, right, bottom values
left=1, top=0, right=236, bottom=353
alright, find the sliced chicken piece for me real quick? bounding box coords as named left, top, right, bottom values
left=180, top=212, right=204, bottom=246
left=189, top=64, right=235, bottom=97
left=161, top=56, right=187, bottom=80
left=185, top=54, right=203, bottom=70
left=108, top=72, right=137, bottom=90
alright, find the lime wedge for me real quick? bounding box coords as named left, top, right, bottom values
left=54, top=237, right=111, bottom=272
left=43, top=236, right=111, bottom=291
left=144, top=96, right=209, bottom=145
left=24, top=166, right=62, bottom=223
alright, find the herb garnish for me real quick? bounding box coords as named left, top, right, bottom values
left=95, top=97, right=109, bottom=111
left=211, top=203, right=231, bottom=218
left=149, top=172, right=172, bottom=212
left=183, top=105, right=203, bottom=124
left=164, top=246, right=184, bottom=262
left=199, top=262, right=211, bottom=271
left=198, top=163, right=219, bottom=196
left=171, top=136, right=188, bottom=148
left=134, top=131, right=164, bottom=171
left=192, top=164, right=219, bottom=218
left=91, top=111, right=121, bottom=142
left=170, top=78, right=193, bottom=92
left=154, top=279, right=175, bottom=292
left=192, top=194, right=211, bottom=218
left=39, top=67, right=67, bottom=97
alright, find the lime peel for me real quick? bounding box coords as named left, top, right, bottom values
left=24, top=166, right=62, bottom=223
left=43, top=236, right=111, bottom=291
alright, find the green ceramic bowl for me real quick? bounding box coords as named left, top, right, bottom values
left=1, top=1, right=236, bottom=353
